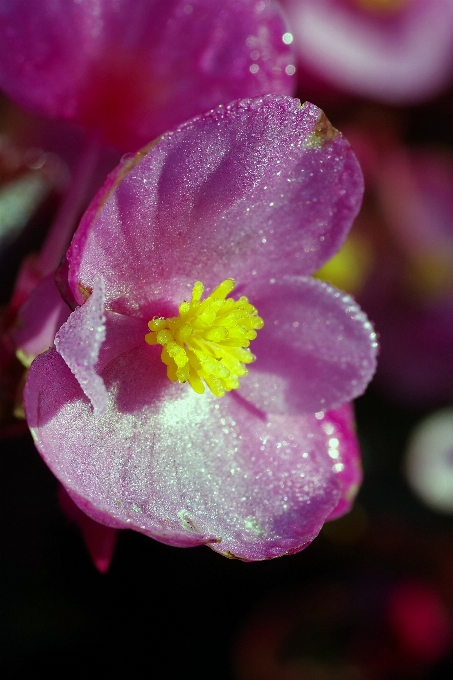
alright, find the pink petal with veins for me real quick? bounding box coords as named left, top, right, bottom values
left=68, top=97, right=364, bottom=313
left=238, top=276, right=377, bottom=415
left=25, top=346, right=361, bottom=560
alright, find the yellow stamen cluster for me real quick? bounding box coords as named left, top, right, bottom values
left=145, top=279, right=264, bottom=397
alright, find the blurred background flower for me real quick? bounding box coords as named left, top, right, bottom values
left=280, top=0, right=453, bottom=105
left=317, top=113, right=453, bottom=407
left=0, top=0, right=295, bottom=151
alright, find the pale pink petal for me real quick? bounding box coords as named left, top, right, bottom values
left=55, top=279, right=107, bottom=415
left=237, top=276, right=378, bottom=415
left=66, top=487, right=219, bottom=548
left=67, top=96, right=364, bottom=312
left=25, top=346, right=355, bottom=560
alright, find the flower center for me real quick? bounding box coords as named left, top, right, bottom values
left=145, top=279, right=264, bottom=397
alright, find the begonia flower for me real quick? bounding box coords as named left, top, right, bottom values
left=24, top=95, right=377, bottom=560
left=280, top=0, right=453, bottom=104
left=0, top=0, right=295, bottom=151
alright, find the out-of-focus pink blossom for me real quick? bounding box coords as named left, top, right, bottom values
left=24, top=96, right=377, bottom=560
left=388, top=579, right=453, bottom=663
left=280, top=0, right=453, bottom=104
left=0, top=0, right=295, bottom=151
left=349, top=125, right=453, bottom=406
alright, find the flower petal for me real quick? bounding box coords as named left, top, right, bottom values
left=237, top=276, right=378, bottom=415
left=55, top=279, right=107, bottom=415
left=322, top=402, right=362, bottom=521
left=24, top=345, right=360, bottom=560
left=67, top=96, right=363, bottom=313
left=95, top=310, right=147, bottom=374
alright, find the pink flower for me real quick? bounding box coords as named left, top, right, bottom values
left=0, top=0, right=295, bottom=151
left=24, top=95, right=377, bottom=560
left=280, top=0, right=453, bottom=104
